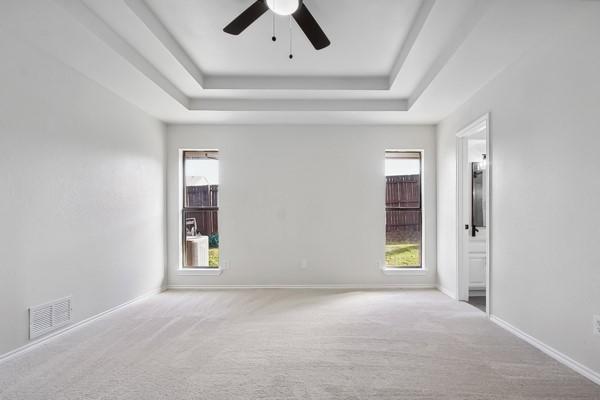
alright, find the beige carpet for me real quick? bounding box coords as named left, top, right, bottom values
left=0, top=289, right=598, bottom=399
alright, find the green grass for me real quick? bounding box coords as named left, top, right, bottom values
left=209, top=248, right=219, bottom=267
left=385, top=243, right=420, bottom=267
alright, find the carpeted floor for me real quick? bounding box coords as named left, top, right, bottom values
left=0, top=289, right=598, bottom=399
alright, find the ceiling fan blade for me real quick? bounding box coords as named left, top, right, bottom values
left=224, top=0, right=269, bottom=35
left=292, top=3, right=330, bottom=50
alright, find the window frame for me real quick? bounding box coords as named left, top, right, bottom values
left=383, top=149, right=426, bottom=273
left=179, top=149, right=221, bottom=272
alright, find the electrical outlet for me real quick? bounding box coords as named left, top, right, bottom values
left=594, top=315, right=600, bottom=336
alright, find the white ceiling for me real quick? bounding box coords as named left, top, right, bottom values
left=0, top=0, right=591, bottom=124
left=144, top=0, right=422, bottom=77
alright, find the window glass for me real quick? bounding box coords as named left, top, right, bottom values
left=182, top=151, right=219, bottom=268
left=385, top=151, right=422, bottom=268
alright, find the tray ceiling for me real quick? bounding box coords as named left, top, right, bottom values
left=0, top=0, right=589, bottom=123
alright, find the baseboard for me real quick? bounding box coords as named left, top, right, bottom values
left=0, top=287, right=163, bottom=364
left=490, top=315, right=600, bottom=386
left=436, top=284, right=457, bottom=299
left=167, top=283, right=436, bottom=290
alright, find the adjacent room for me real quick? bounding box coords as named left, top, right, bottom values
left=1, top=0, right=599, bottom=398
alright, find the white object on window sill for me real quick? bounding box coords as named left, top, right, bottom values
left=185, top=235, right=209, bottom=267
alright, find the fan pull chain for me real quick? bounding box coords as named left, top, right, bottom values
left=288, top=15, right=293, bottom=59
left=272, top=12, right=276, bottom=41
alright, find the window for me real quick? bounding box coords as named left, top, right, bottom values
left=385, top=151, right=423, bottom=268
left=182, top=150, right=219, bottom=268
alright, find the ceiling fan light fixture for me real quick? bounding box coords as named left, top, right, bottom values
left=266, top=0, right=299, bottom=16
left=223, top=0, right=330, bottom=50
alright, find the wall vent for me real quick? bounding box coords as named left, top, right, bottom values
left=29, top=297, right=72, bottom=339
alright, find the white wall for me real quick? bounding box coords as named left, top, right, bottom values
left=0, top=37, right=166, bottom=356
left=167, top=125, right=436, bottom=287
left=437, top=5, right=600, bottom=376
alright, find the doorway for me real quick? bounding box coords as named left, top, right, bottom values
left=456, top=114, right=490, bottom=314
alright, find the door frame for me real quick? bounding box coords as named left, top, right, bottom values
left=456, top=113, right=491, bottom=316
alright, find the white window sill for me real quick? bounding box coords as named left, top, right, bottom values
left=176, top=268, right=223, bottom=276
left=382, top=267, right=427, bottom=276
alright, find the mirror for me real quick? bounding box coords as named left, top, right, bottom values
left=471, top=157, right=486, bottom=236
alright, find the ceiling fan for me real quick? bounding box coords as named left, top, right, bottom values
left=223, top=0, right=330, bottom=51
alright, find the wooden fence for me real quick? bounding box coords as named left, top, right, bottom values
left=386, top=175, right=421, bottom=241
left=186, top=185, right=218, bottom=207
left=386, top=175, right=420, bottom=208
left=184, top=209, right=218, bottom=236
left=185, top=175, right=421, bottom=238
left=184, top=185, right=218, bottom=236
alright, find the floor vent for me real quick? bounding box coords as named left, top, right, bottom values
left=29, top=297, right=72, bottom=339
